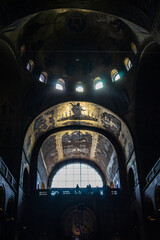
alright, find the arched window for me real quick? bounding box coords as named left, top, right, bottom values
left=124, top=58, right=132, bottom=71
left=111, top=69, right=120, bottom=82
left=131, top=42, right=137, bottom=55
left=51, top=163, right=103, bottom=188
left=75, top=81, right=84, bottom=92
left=26, top=60, right=34, bottom=72
left=55, top=78, right=65, bottom=91
left=93, top=77, right=103, bottom=90
left=39, top=71, right=48, bottom=83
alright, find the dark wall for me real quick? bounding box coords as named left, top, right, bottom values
left=134, top=42, right=160, bottom=182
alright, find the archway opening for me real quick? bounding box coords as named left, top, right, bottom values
left=62, top=206, right=96, bottom=240
left=21, top=101, right=134, bottom=193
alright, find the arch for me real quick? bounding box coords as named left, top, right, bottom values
left=38, top=129, right=118, bottom=188
left=55, top=78, right=65, bottom=91
left=22, top=102, right=134, bottom=192
left=39, top=71, right=48, bottom=83
left=124, top=58, right=132, bottom=71
left=75, top=81, right=84, bottom=93
left=23, top=102, right=133, bottom=162
left=111, top=69, right=120, bottom=82
left=48, top=158, right=107, bottom=189
left=26, top=59, right=34, bottom=72
left=50, top=160, right=105, bottom=188
left=62, top=205, right=97, bottom=240
left=93, top=77, right=103, bottom=90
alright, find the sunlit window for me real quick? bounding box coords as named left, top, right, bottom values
left=51, top=163, right=103, bottom=188
left=39, top=72, right=48, bottom=83
left=26, top=60, right=34, bottom=72
left=94, top=77, right=104, bottom=90
left=124, top=58, right=132, bottom=71
left=131, top=42, right=137, bottom=55
left=75, top=81, right=84, bottom=93
left=111, top=69, right=120, bottom=82
left=55, top=78, right=65, bottom=91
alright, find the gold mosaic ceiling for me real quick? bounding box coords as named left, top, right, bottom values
left=38, top=129, right=118, bottom=184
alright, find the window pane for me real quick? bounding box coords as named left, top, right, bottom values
left=51, top=162, right=103, bottom=188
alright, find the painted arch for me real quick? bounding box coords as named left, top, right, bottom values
left=37, top=129, right=119, bottom=186
left=23, top=101, right=133, bottom=163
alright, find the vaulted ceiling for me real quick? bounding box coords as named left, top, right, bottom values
left=1, top=8, right=151, bottom=119
left=39, top=130, right=118, bottom=185
left=0, top=3, right=158, bottom=184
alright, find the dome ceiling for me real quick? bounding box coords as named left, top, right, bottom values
left=0, top=10, right=149, bottom=188
left=2, top=9, right=144, bottom=84
left=1, top=9, right=151, bottom=117
left=19, top=9, right=136, bottom=81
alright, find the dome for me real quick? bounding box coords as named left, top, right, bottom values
left=2, top=9, right=142, bottom=86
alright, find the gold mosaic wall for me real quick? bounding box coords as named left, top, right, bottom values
left=38, top=129, right=118, bottom=184
left=24, top=101, right=133, bottom=165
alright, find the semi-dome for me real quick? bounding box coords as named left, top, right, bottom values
left=1, top=9, right=151, bottom=116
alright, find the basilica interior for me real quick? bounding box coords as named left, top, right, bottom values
left=0, top=1, right=160, bottom=240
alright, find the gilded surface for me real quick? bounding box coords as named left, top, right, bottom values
left=37, top=129, right=118, bottom=184
left=24, top=102, right=133, bottom=164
